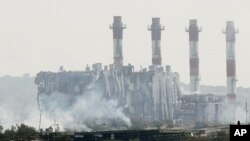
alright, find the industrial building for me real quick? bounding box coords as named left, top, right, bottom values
left=35, top=16, right=238, bottom=129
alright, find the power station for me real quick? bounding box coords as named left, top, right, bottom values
left=35, top=16, right=239, bottom=130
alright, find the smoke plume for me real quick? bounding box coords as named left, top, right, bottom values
left=0, top=76, right=131, bottom=132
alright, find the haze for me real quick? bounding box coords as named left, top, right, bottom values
left=0, top=0, right=250, bottom=87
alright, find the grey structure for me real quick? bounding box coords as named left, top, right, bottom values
left=148, top=18, right=165, bottom=66
left=35, top=16, right=181, bottom=126
left=35, top=17, right=228, bottom=128
left=223, top=21, right=238, bottom=102
left=110, top=16, right=126, bottom=69
left=186, top=19, right=201, bottom=93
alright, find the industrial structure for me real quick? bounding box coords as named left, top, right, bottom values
left=35, top=17, right=181, bottom=128
left=223, top=21, right=238, bottom=102
left=186, top=19, right=201, bottom=93
left=35, top=17, right=237, bottom=130
left=110, top=16, right=126, bottom=69
left=148, top=18, right=165, bottom=66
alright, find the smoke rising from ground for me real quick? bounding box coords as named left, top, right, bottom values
left=0, top=76, right=40, bottom=129
left=1, top=76, right=250, bottom=132
left=39, top=91, right=131, bottom=131
left=0, top=76, right=131, bottom=131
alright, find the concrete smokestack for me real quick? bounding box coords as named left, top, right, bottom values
left=223, top=21, right=238, bottom=102
left=186, top=19, right=201, bottom=93
left=148, top=18, right=165, bottom=66
left=110, top=16, right=126, bottom=68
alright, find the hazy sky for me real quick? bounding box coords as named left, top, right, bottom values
left=0, top=0, right=250, bottom=87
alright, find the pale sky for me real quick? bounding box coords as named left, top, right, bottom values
left=0, top=0, right=250, bottom=87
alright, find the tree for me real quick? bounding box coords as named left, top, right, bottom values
left=16, top=123, right=37, bottom=140
left=4, top=128, right=16, bottom=140
left=1, top=124, right=38, bottom=141
left=0, top=125, right=4, bottom=140
left=0, top=125, right=3, bottom=133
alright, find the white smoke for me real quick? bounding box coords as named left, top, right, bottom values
left=0, top=76, right=131, bottom=132
left=235, top=106, right=247, bottom=123
left=0, top=76, right=41, bottom=129
left=39, top=92, right=131, bottom=131
left=218, top=99, right=249, bottom=125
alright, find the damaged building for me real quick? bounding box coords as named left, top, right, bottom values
left=35, top=17, right=235, bottom=129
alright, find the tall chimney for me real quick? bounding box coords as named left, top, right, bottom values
left=223, top=21, right=238, bottom=102
left=110, top=16, right=126, bottom=69
left=148, top=18, right=165, bottom=66
left=186, top=19, right=201, bottom=93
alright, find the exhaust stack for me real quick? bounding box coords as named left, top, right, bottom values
left=186, top=19, right=201, bottom=93
left=223, top=21, right=238, bottom=102
left=110, top=16, right=126, bottom=68
left=148, top=18, right=165, bottom=66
